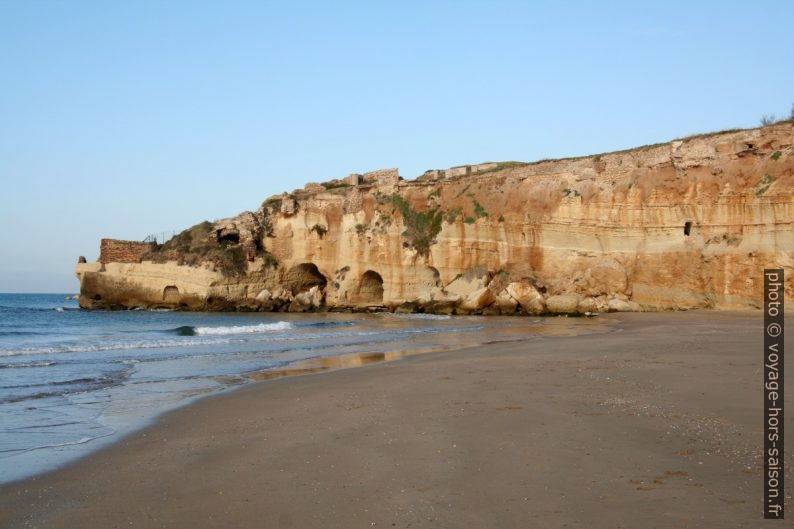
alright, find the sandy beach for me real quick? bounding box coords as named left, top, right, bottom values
left=0, top=311, right=790, bottom=528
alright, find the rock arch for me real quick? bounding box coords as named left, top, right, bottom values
left=355, top=270, right=384, bottom=304
left=283, top=263, right=328, bottom=295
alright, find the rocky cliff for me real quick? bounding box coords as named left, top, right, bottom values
left=77, top=122, right=794, bottom=314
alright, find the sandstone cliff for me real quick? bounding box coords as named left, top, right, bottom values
left=77, top=122, right=794, bottom=314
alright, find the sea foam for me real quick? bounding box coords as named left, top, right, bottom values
left=192, top=321, right=294, bottom=335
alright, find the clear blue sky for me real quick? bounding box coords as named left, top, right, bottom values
left=1, top=1, right=792, bottom=292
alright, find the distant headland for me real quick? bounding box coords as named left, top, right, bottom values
left=76, top=122, right=794, bottom=314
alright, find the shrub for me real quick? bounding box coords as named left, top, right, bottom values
left=771, top=150, right=783, bottom=161
left=143, top=221, right=253, bottom=276
left=468, top=193, right=488, bottom=218
left=444, top=207, right=462, bottom=223
left=261, top=252, right=279, bottom=269
left=755, top=175, right=777, bottom=196
left=320, top=181, right=352, bottom=190
left=311, top=224, right=328, bottom=238
left=261, top=197, right=282, bottom=211
left=463, top=216, right=476, bottom=224
left=760, top=114, right=777, bottom=126
left=388, top=195, right=444, bottom=256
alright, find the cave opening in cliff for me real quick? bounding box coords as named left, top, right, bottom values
left=163, top=285, right=179, bottom=301
left=284, top=263, right=328, bottom=295
left=355, top=270, right=384, bottom=304
left=684, top=221, right=692, bottom=236
left=216, top=230, right=240, bottom=245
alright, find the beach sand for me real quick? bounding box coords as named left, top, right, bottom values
left=0, top=312, right=789, bottom=528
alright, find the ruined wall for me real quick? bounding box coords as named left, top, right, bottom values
left=99, top=239, right=154, bottom=264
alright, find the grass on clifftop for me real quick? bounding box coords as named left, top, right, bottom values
left=144, top=221, right=255, bottom=276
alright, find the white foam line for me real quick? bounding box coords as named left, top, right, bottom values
left=193, top=321, right=293, bottom=335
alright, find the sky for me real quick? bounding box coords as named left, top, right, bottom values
left=0, top=1, right=792, bottom=292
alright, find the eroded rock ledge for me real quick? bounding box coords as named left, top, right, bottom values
left=76, top=123, right=794, bottom=314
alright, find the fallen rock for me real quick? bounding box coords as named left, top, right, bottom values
left=445, top=268, right=490, bottom=298
left=255, top=289, right=272, bottom=302
left=505, top=282, right=541, bottom=306
left=430, top=288, right=461, bottom=305
left=578, top=297, right=598, bottom=313
left=272, top=288, right=292, bottom=302
left=505, top=281, right=544, bottom=313
left=524, top=297, right=546, bottom=315
left=307, top=285, right=324, bottom=308
left=289, top=286, right=324, bottom=312
left=494, top=290, right=518, bottom=312
left=546, top=293, right=581, bottom=314
left=594, top=295, right=610, bottom=313
left=395, top=301, right=420, bottom=314
left=289, top=294, right=312, bottom=312
left=256, top=300, right=275, bottom=312
left=428, top=300, right=457, bottom=315
left=608, top=298, right=641, bottom=312
left=460, top=287, right=495, bottom=311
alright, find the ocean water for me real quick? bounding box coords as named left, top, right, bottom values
left=0, top=293, right=593, bottom=484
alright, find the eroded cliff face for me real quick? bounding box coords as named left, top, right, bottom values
left=77, top=123, right=794, bottom=314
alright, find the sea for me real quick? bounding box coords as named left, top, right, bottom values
left=0, top=293, right=599, bottom=485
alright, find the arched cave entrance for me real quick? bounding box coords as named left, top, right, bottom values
left=684, top=221, right=692, bottom=236
left=283, top=263, right=328, bottom=295
left=163, top=285, right=179, bottom=301
left=356, top=270, right=384, bottom=304
left=216, top=230, right=240, bottom=245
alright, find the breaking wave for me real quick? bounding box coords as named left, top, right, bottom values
left=176, top=321, right=294, bottom=336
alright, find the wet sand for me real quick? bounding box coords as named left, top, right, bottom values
left=0, top=312, right=790, bottom=528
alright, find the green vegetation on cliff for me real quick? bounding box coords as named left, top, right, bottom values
left=311, top=224, right=328, bottom=238
left=388, top=195, right=443, bottom=257
left=144, top=221, right=269, bottom=276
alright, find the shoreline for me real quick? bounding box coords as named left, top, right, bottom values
left=0, top=313, right=614, bottom=488
left=1, top=311, right=790, bottom=528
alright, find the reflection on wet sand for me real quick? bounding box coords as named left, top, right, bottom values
left=246, top=315, right=617, bottom=382
left=246, top=349, right=436, bottom=381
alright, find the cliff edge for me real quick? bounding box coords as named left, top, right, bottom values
left=76, top=122, right=794, bottom=314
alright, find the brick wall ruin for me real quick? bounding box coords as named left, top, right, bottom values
left=99, top=239, right=154, bottom=264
